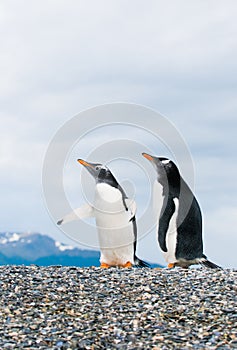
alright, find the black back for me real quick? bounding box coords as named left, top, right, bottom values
left=175, top=179, right=203, bottom=260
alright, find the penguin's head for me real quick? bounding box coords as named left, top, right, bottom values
left=77, top=159, right=118, bottom=185
left=142, top=153, right=180, bottom=188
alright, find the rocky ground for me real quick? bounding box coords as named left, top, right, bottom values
left=0, top=265, right=236, bottom=349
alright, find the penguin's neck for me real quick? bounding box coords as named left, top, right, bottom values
left=161, top=177, right=193, bottom=203
left=159, top=177, right=181, bottom=198
left=97, top=173, right=128, bottom=200
left=97, top=172, right=119, bottom=188
left=95, top=183, right=122, bottom=202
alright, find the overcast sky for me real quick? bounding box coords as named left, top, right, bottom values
left=0, top=1, right=237, bottom=267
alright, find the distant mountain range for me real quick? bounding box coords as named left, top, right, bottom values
left=0, top=232, right=162, bottom=267
left=0, top=232, right=100, bottom=267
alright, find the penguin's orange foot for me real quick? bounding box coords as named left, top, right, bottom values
left=100, top=262, right=110, bottom=268
left=121, top=261, right=132, bottom=268
left=168, top=263, right=175, bottom=268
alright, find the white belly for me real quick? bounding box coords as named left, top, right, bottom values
left=162, top=197, right=179, bottom=264
left=94, top=183, right=134, bottom=265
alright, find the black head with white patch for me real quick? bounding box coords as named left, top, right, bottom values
left=77, top=159, right=119, bottom=188
left=142, top=153, right=181, bottom=195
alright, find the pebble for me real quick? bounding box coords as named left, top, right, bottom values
left=0, top=266, right=236, bottom=349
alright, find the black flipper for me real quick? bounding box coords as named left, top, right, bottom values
left=158, top=197, right=176, bottom=252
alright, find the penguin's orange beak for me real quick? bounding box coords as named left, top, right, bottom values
left=77, top=159, right=99, bottom=179
left=77, top=159, right=93, bottom=168
left=142, top=153, right=154, bottom=161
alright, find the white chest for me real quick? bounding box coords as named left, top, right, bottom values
left=162, top=197, right=179, bottom=263
left=94, top=183, right=125, bottom=213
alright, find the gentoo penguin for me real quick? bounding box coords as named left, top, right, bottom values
left=58, top=159, right=148, bottom=268
left=142, top=152, right=220, bottom=269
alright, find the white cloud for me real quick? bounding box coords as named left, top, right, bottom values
left=1, top=1, right=237, bottom=99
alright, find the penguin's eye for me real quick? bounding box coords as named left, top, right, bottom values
left=95, top=166, right=100, bottom=171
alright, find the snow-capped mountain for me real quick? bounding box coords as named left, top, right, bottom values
left=0, top=232, right=100, bottom=266
left=0, top=232, right=162, bottom=268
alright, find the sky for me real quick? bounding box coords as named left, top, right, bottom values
left=0, top=1, right=237, bottom=268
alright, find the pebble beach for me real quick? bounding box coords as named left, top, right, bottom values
left=0, top=266, right=236, bottom=349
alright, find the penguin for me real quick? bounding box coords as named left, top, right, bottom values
left=142, top=152, right=221, bottom=269
left=57, top=159, right=148, bottom=268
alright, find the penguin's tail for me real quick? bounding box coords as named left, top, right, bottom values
left=134, top=256, right=150, bottom=268
left=200, top=257, right=222, bottom=269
